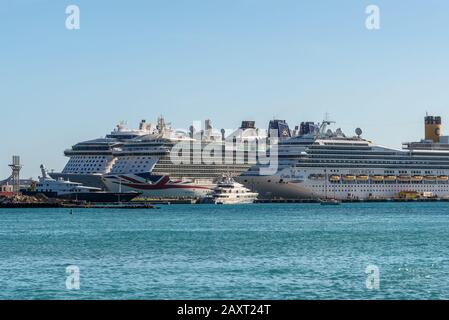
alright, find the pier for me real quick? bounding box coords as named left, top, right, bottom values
left=133, top=198, right=199, bottom=205
left=256, top=198, right=449, bottom=204
left=62, top=203, right=157, bottom=209
left=0, top=193, right=157, bottom=209
left=3, top=191, right=449, bottom=208
left=0, top=202, right=157, bottom=209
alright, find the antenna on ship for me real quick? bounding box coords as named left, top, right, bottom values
left=323, top=112, right=335, bottom=124
left=116, top=121, right=127, bottom=132
left=318, top=113, right=334, bottom=137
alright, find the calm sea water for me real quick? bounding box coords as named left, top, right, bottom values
left=1, top=203, right=449, bottom=300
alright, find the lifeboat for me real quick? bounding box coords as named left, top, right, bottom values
left=437, top=175, right=449, bottom=182
left=357, top=175, right=369, bottom=181
left=343, top=175, right=356, bottom=181
left=329, top=175, right=341, bottom=182
left=384, top=175, right=397, bottom=182
left=424, top=175, right=437, bottom=181
left=411, top=175, right=423, bottom=182
left=398, top=175, right=411, bottom=181
left=371, top=175, right=384, bottom=181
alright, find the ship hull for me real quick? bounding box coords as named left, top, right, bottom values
left=23, top=191, right=140, bottom=203
left=236, top=175, right=314, bottom=199
left=103, top=173, right=214, bottom=199
left=283, top=181, right=449, bottom=200
left=238, top=171, right=449, bottom=200
left=214, top=197, right=258, bottom=204
left=49, top=173, right=106, bottom=189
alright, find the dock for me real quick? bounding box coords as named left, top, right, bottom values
left=3, top=193, right=449, bottom=208
left=256, top=198, right=449, bottom=204
left=133, top=198, right=199, bottom=205
left=0, top=203, right=63, bottom=208
left=0, top=203, right=157, bottom=209
left=0, top=189, right=161, bottom=209
left=0, top=194, right=157, bottom=209
left=255, top=199, right=320, bottom=203
left=62, top=203, right=157, bottom=209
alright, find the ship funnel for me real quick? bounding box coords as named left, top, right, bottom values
left=268, top=120, right=291, bottom=139
left=240, top=121, right=255, bottom=130
left=424, top=115, right=442, bottom=143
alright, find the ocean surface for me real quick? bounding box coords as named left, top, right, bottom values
left=1, top=203, right=449, bottom=300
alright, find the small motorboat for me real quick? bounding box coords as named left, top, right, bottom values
left=319, top=198, right=341, bottom=205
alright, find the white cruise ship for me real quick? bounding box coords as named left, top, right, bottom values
left=102, top=118, right=268, bottom=199
left=51, top=120, right=156, bottom=188
left=238, top=115, right=449, bottom=200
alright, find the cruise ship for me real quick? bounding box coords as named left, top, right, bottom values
left=102, top=118, right=268, bottom=198
left=237, top=115, right=449, bottom=200
left=50, top=120, right=157, bottom=188
left=55, top=116, right=271, bottom=199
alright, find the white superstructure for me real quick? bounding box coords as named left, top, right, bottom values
left=37, top=165, right=101, bottom=195
left=238, top=115, right=449, bottom=200
left=102, top=118, right=268, bottom=199
left=203, top=176, right=259, bottom=204
left=51, top=120, right=158, bottom=188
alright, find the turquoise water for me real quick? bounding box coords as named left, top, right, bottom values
left=1, top=203, right=449, bottom=300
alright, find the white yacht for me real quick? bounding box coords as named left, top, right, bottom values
left=238, top=115, right=449, bottom=200
left=203, top=176, right=259, bottom=204
left=32, top=165, right=139, bottom=202
left=36, top=165, right=102, bottom=195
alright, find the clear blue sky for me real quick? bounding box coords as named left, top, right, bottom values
left=2, top=0, right=449, bottom=179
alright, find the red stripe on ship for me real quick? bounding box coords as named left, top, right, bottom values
left=114, top=175, right=210, bottom=190
left=120, top=183, right=212, bottom=190
left=119, top=175, right=149, bottom=184
left=119, top=175, right=170, bottom=185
